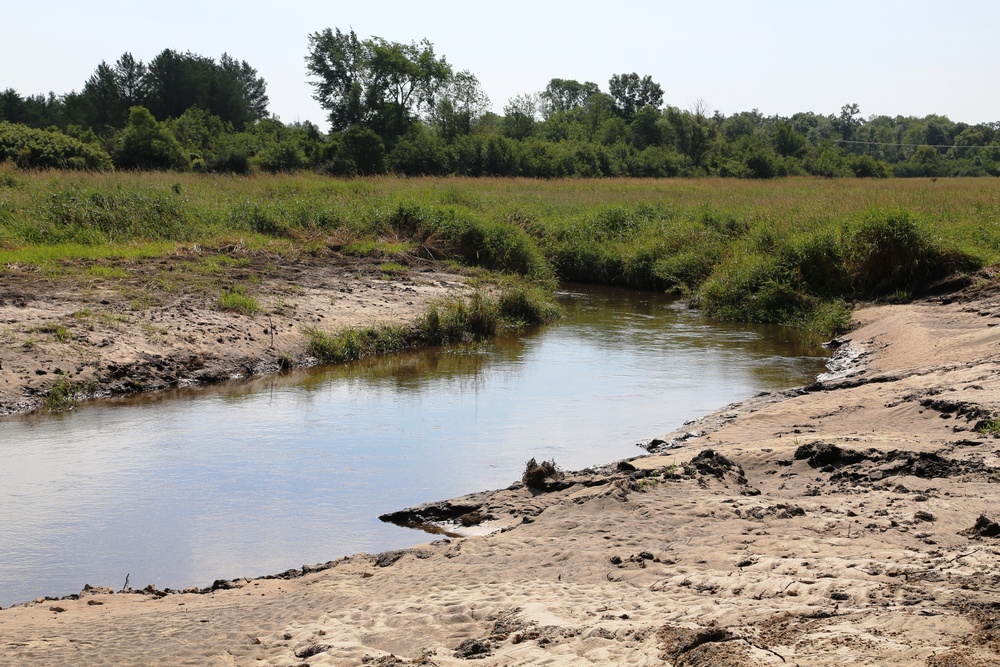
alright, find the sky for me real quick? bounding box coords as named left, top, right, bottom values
left=3, top=0, right=999, bottom=128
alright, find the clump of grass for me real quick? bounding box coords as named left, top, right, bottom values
left=217, top=286, right=260, bottom=314
left=841, top=208, right=944, bottom=296
left=87, top=265, right=129, bottom=279
left=637, top=477, right=659, bottom=491
left=307, top=285, right=559, bottom=364
left=522, top=458, right=560, bottom=490
left=306, top=323, right=411, bottom=363
left=379, top=262, right=408, bottom=277
left=343, top=239, right=413, bottom=257
left=794, top=299, right=853, bottom=338
left=975, top=419, right=1000, bottom=436
left=496, top=283, right=562, bottom=328
left=36, top=323, right=71, bottom=342
left=697, top=251, right=806, bottom=324
left=421, top=285, right=559, bottom=345
left=45, top=377, right=89, bottom=412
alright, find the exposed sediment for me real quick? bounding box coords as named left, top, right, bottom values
left=0, top=250, right=471, bottom=416
left=6, top=279, right=1000, bottom=665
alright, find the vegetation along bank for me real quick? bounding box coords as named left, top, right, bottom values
left=1, top=173, right=997, bottom=413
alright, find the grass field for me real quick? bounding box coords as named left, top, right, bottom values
left=3, top=167, right=999, bottom=337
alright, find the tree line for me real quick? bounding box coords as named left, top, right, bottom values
left=2, top=31, right=1000, bottom=178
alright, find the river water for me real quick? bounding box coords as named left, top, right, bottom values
left=0, top=285, right=827, bottom=606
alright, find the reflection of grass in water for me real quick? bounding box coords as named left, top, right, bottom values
left=446, top=340, right=493, bottom=356
left=294, top=329, right=528, bottom=395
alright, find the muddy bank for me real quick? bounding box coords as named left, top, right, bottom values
left=0, top=248, right=470, bottom=416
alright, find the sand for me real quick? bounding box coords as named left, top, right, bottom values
left=5, top=276, right=1000, bottom=665
left=0, top=249, right=471, bottom=416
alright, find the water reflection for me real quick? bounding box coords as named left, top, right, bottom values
left=0, top=284, right=827, bottom=606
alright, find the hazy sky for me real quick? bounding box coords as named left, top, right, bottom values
left=4, top=0, right=998, bottom=127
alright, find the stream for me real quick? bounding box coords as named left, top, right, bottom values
left=0, top=284, right=828, bottom=606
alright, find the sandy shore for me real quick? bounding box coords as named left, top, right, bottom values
left=0, top=248, right=471, bottom=416
left=5, top=276, right=1000, bottom=666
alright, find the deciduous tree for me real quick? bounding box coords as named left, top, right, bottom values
left=306, top=28, right=451, bottom=144
left=608, top=73, right=663, bottom=121
left=539, top=78, right=600, bottom=118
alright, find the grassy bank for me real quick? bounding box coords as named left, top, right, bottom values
left=3, top=169, right=999, bottom=337
left=307, top=284, right=559, bottom=363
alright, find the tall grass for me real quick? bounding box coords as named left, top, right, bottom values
left=3, top=171, right=1000, bottom=336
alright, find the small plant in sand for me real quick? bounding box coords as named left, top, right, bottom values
left=129, top=294, right=159, bottom=311
left=218, top=286, right=261, bottom=314
left=45, top=377, right=90, bottom=412
left=36, top=323, right=71, bottom=343
left=522, top=458, right=560, bottom=490
left=975, top=419, right=1000, bottom=436
left=637, top=476, right=660, bottom=491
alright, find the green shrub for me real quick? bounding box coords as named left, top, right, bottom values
left=256, top=140, right=306, bottom=173
left=343, top=126, right=386, bottom=175
left=0, top=122, right=112, bottom=170
left=389, top=133, right=448, bottom=175
left=205, top=149, right=251, bottom=175
left=115, top=107, right=188, bottom=171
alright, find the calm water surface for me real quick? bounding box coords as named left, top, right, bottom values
left=0, top=285, right=827, bottom=606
